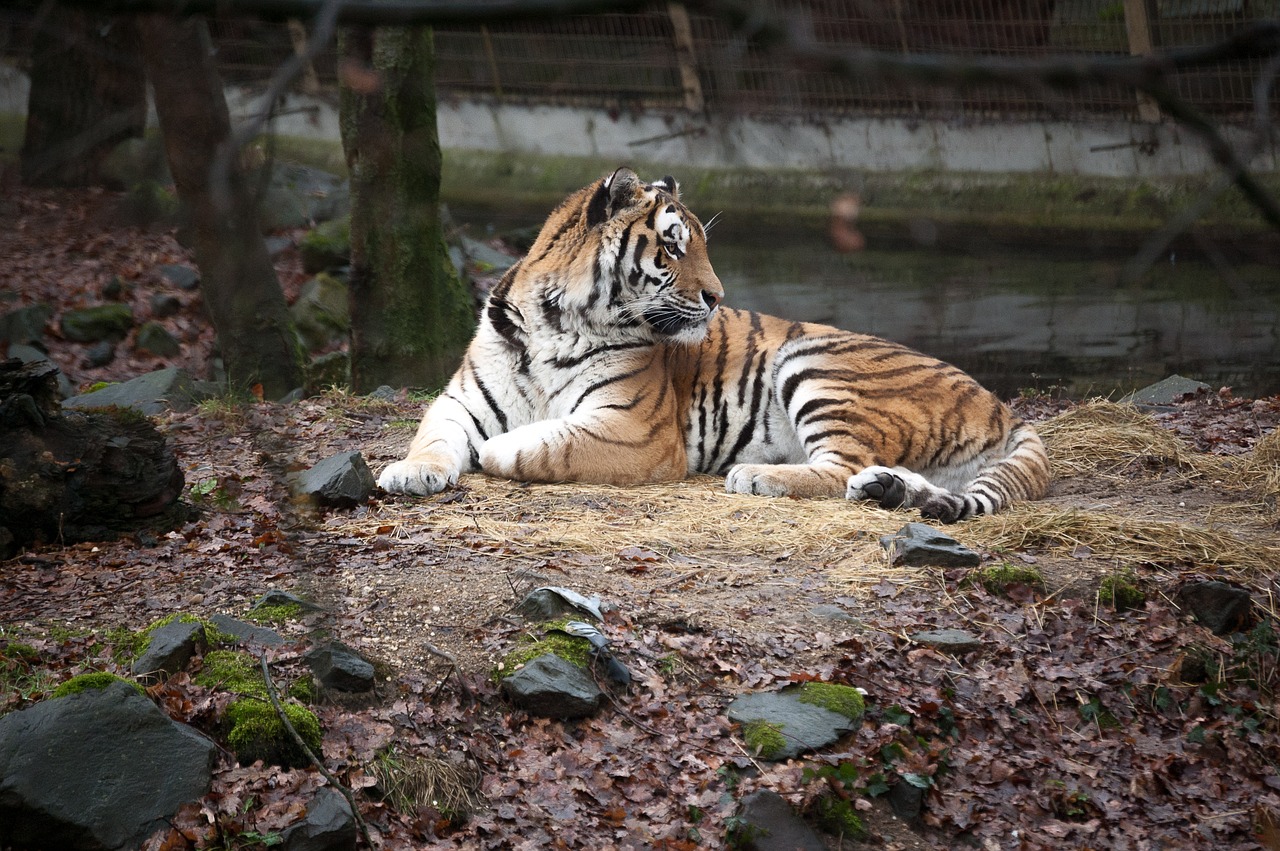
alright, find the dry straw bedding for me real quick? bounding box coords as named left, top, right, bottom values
left=353, top=401, right=1280, bottom=582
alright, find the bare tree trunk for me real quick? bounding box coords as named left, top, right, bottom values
left=339, top=26, right=475, bottom=392
left=138, top=14, right=305, bottom=399
left=21, top=3, right=146, bottom=186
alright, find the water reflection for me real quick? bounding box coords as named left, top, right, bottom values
left=706, top=229, right=1280, bottom=399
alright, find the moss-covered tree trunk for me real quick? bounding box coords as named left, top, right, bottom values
left=338, top=27, right=475, bottom=392
left=21, top=4, right=146, bottom=186
left=138, top=15, right=305, bottom=399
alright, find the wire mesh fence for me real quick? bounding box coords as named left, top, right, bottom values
left=1, top=2, right=1275, bottom=125
left=430, top=0, right=1280, bottom=121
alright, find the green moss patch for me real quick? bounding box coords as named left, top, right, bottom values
left=52, top=671, right=145, bottom=699
left=813, top=794, right=867, bottom=839
left=244, top=603, right=304, bottom=625
left=225, top=697, right=322, bottom=768
left=742, top=719, right=788, bottom=760
left=796, top=682, right=866, bottom=722
left=496, top=619, right=594, bottom=679
left=1099, top=572, right=1146, bottom=611
left=969, top=563, right=1046, bottom=596
left=195, top=649, right=266, bottom=697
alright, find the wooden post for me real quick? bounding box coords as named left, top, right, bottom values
left=667, top=3, right=704, bottom=112
left=481, top=26, right=504, bottom=99
left=287, top=19, right=322, bottom=95
left=1122, top=0, right=1162, bottom=122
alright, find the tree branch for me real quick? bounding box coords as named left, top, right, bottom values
left=52, top=0, right=654, bottom=25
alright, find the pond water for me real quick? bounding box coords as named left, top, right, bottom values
left=457, top=207, right=1280, bottom=399
left=706, top=228, right=1280, bottom=399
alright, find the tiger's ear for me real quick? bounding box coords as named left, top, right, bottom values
left=587, top=167, right=641, bottom=228
left=652, top=174, right=680, bottom=200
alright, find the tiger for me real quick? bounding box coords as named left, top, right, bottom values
left=377, top=167, right=1049, bottom=522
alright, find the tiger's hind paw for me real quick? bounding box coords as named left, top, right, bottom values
left=846, top=467, right=907, bottom=509
left=920, top=493, right=966, bottom=524
left=377, top=460, right=456, bottom=496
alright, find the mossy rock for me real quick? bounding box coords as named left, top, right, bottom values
left=796, top=682, right=865, bottom=722
left=1099, top=572, right=1145, bottom=611
left=496, top=618, right=594, bottom=680
left=224, top=697, right=322, bottom=768
left=59, top=304, right=135, bottom=343
left=742, top=719, right=788, bottom=760
left=52, top=671, right=145, bottom=699
left=299, top=216, right=351, bottom=273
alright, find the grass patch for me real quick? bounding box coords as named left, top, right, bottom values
left=370, top=746, right=485, bottom=821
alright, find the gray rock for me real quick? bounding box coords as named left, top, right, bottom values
left=911, top=628, right=982, bottom=654
left=260, top=163, right=349, bottom=230
left=808, top=603, right=859, bottom=624
left=732, top=790, right=826, bottom=851
left=135, top=321, right=181, bottom=358
left=210, top=613, right=286, bottom=648
left=60, top=304, right=134, bottom=343
left=133, top=619, right=206, bottom=680
left=62, top=367, right=221, bottom=416
left=282, top=787, right=358, bottom=851
left=299, top=218, right=350, bottom=274
left=513, top=586, right=604, bottom=622
left=367, top=385, right=397, bottom=401
left=1122, top=374, right=1211, bottom=407
left=0, top=304, right=52, bottom=346
left=501, top=653, right=602, bottom=719
left=305, top=641, right=375, bottom=693
left=159, top=264, right=200, bottom=291
left=726, top=691, right=858, bottom=760
left=308, top=351, right=350, bottom=391
left=293, top=451, right=375, bottom=508
left=291, top=273, right=350, bottom=350
left=82, top=340, right=116, bottom=368
left=458, top=235, right=517, bottom=274
left=149, top=294, right=182, bottom=318
left=0, top=680, right=216, bottom=851
left=102, top=275, right=128, bottom=300
left=1177, top=580, right=1252, bottom=636
left=880, top=522, right=981, bottom=568
left=253, top=589, right=325, bottom=613
left=265, top=235, right=295, bottom=259
left=888, top=779, right=927, bottom=826
left=100, top=136, right=171, bottom=187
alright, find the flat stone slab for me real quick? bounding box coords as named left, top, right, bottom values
left=911, top=628, right=983, bottom=654
left=726, top=691, right=857, bottom=760
left=62, top=367, right=221, bottom=416
left=1121, top=374, right=1211, bottom=406
left=881, top=522, right=981, bottom=568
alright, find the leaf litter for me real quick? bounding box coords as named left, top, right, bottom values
left=3, top=187, right=1280, bottom=848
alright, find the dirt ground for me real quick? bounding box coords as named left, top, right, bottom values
left=4, top=187, right=1280, bottom=848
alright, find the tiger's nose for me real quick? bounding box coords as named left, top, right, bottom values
left=701, top=288, right=721, bottom=310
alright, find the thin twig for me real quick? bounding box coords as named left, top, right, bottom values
left=423, top=641, right=474, bottom=703
left=257, top=653, right=373, bottom=848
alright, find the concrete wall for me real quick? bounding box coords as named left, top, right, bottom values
left=3, top=62, right=1274, bottom=179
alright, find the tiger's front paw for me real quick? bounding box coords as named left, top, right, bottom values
left=846, top=467, right=907, bottom=509
left=725, top=464, right=792, bottom=497
left=377, top=460, right=457, bottom=496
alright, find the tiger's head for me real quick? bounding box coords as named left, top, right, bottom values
left=521, top=168, right=724, bottom=345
